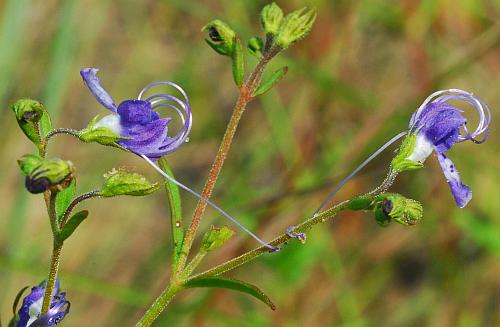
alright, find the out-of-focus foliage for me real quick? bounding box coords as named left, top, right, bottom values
left=0, top=0, right=499, bottom=326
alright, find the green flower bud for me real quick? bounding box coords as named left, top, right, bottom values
left=101, top=169, right=159, bottom=197
left=374, top=206, right=391, bottom=227
left=25, top=158, right=74, bottom=194
left=375, top=194, right=423, bottom=226
left=202, top=20, right=236, bottom=57
left=79, top=115, right=126, bottom=149
left=201, top=225, right=234, bottom=252
left=17, top=154, right=44, bottom=176
left=11, top=99, right=47, bottom=145
left=347, top=194, right=374, bottom=211
left=248, top=36, right=264, bottom=58
left=276, top=7, right=316, bottom=49
left=261, top=2, right=284, bottom=36
left=391, top=132, right=424, bottom=173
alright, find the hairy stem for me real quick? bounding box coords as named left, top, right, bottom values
left=178, top=54, right=276, bottom=273
left=41, top=192, right=62, bottom=314
left=189, top=201, right=350, bottom=280
left=60, top=190, right=101, bottom=227
left=41, top=128, right=81, bottom=157
left=135, top=285, right=182, bottom=327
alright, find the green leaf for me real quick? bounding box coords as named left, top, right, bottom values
left=231, top=36, right=245, bottom=87
left=56, top=179, right=76, bottom=223
left=158, top=158, right=184, bottom=267
left=39, top=110, right=52, bottom=138
left=58, top=210, right=88, bottom=242
left=253, top=66, right=288, bottom=97
left=12, top=286, right=29, bottom=316
left=201, top=225, right=234, bottom=251
left=184, top=277, right=276, bottom=310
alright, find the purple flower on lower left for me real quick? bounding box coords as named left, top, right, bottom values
left=16, top=279, right=70, bottom=327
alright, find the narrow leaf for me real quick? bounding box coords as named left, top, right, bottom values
left=158, top=158, right=184, bottom=267
left=231, top=36, right=245, bottom=87
left=253, top=66, right=288, bottom=97
left=184, top=277, right=276, bottom=310
left=56, top=179, right=76, bottom=224
left=12, top=286, right=29, bottom=315
left=58, top=210, right=88, bottom=242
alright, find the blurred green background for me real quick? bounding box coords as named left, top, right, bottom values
left=0, top=0, right=499, bottom=326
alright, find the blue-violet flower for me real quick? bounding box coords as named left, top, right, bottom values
left=403, top=89, right=490, bottom=207
left=80, top=68, right=192, bottom=161
left=17, top=279, right=70, bottom=327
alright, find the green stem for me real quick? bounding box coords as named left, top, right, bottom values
left=40, top=127, right=80, bottom=157
left=135, top=285, right=182, bottom=327
left=41, top=192, right=63, bottom=314
left=189, top=201, right=350, bottom=280
left=60, top=190, right=100, bottom=227
left=178, top=53, right=276, bottom=274
left=182, top=251, right=207, bottom=278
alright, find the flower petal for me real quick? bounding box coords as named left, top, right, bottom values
left=436, top=152, right=472, bottom=208
left=117, top=100, right=159, bottom=125
left=118, top=118, right=171, bottom=158
left=80, top=68, right=117, bottom=112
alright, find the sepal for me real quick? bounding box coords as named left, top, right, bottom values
left=201, top=225, right=234, bottom=252
left=17, top=154, right=44, bottom=176
left=78, top=115, right=127, bottom=149
left=247, top=36, right=264, bottom=58
left=391, top=132, right=424, bottom=173
left=100, top=169, right=159, bottom=197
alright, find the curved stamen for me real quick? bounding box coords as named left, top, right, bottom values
left=138, top=81, right=190, bottom=106
left=413, top=89, right=490, bottom=144
left=141, top=154, right=280, bottom=252
left=312, top=131, right=407, bottom=217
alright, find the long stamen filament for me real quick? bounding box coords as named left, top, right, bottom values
left=312, top=131, right=407, bottom=217
left=141, top=154, right=280, bottom=252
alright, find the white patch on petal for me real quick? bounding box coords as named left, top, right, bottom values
left=440, top=155, right=461, bottom=184
left=94, top=114, right=122, bottom=134
left=27, top=297, right=43, bottom=326
left=407, top=134, right=433, bottom=163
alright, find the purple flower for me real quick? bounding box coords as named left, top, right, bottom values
left=406, top=89, right=491, bottom=208
left=17, top=279, right=70, bottom=327
left=80, top=68, right=192, bottom=161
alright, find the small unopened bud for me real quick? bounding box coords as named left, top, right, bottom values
left=101, top=169, right=159, bottom=197
left=11, top=99, right=48, bottom=145
left=248, top=36, right=264, bottom=58
left=79, top=115, right=126, bottom=148
left=261, top=2, right=284, bottom=36
left=25, top=158, right=74, bottom=194
left=374, top=194, right=424, bottom=226
left=276, top=7, right=316, bottom=48
left=202, top=20, right=236, bottom=57
left=201, top=225, right=234, bottom=252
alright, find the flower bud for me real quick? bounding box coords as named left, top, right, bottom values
left=11, top=99, right=47, bottom=145
left=248, top=36, right=264, bottom=58
left=374, top=194, right=423, bottom=226
left=391, top=133, right=424, bottom=173
left=275, top=7, right=316, bottom=49
left=261, top=2, right=284, bottom=36
left=25, top=158, right=74, bottom=194
left=78, top=115, right=126, bottom=148
left=18, top=154, right=44, bottom=176
left=100, top=169, right=159, bottom=197
left=201, top=225, right=234, bottom=252
left=202, top=20, right=236, bottom=57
